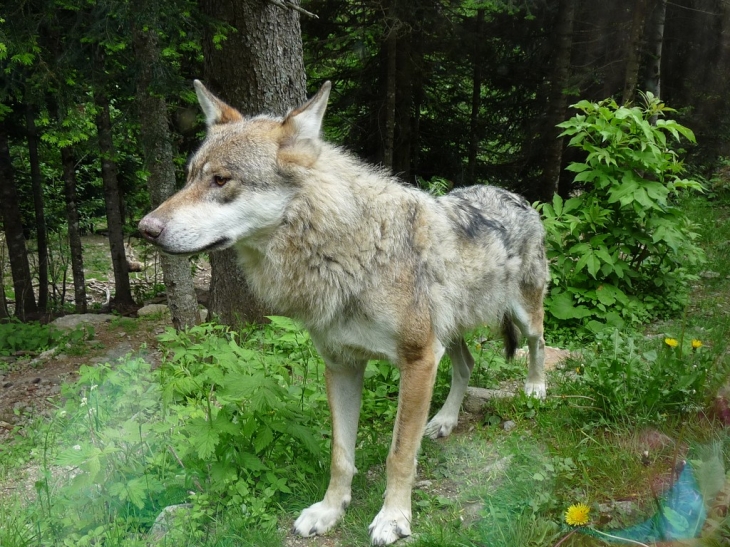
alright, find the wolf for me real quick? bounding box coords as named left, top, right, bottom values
left=138, top=80, right=549, bottom=545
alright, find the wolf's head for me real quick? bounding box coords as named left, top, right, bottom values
left=138, top=80, right=331, bottom=255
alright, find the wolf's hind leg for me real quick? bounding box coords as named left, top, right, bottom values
left=424, top=338, right=472, bottom=439
left=511, top=294, right=546, bottom=399
left=293, top=362, right=365, bottom=537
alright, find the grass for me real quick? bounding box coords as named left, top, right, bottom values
left=0, top=194, right=729, bottom=546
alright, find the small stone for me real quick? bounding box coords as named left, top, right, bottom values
left=464, top=386, right=515, bottom=413
left=138, top=303, right=171, bottom=317
left=148, top=504, right=193, bottom=543
left=51, top=314, right=115, bottom=330
left=414, top=480, right=432, bottom=489
left=503, top=420, right=516, bottom=432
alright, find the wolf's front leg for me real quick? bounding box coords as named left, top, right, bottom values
left=293, top=363, right=365, bottom=537
left=369, top=341, right=438, bottom=546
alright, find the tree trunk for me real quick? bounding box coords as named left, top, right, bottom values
left=410, top=27, right=425, bottom=183
left=0, top=258, right=9, bottom=320
left=622, top=0, right=649, bottom=105
left=199, top=0, right=306, bottom=326
left=383, top=19, right=398, bottom=171
left=467, top=9, right=485, bottom=187
left=393, top=22, right=413, bottom=183
left=93, top=73, right=135, bottom=311
left=0, top=123, right=38, bottom=321
left=541, top=0, right=576, bottom=202
left=133, top=6, right=199, bottom=330
left=60, top=145, right=87, bottom=313
left=25, top=106, right=49, bottom=312
left=644, top=0, right=667, bottom=99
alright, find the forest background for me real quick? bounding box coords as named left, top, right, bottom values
left=2, top=0, right=729, bottom=327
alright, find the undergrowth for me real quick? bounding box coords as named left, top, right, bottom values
left=0, top=169, right=728, bottom=546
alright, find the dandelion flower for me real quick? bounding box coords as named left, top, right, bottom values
left=565, top=503, right=591, bottom=526
left=691, top=339, right=702, bottom=349
left=664, top=338, right=679, bottom=348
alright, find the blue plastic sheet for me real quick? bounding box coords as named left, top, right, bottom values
left=584, top=462, right=706, bottom=543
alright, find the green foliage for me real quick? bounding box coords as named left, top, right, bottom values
left=0, top=320, right=64, bottom=357
left=157, top=319, right=327, bottom=528
left=560, top=330, right=724, bottom=425
left=12, top=319, right=331, bottom=545
left=540, top=94, right=706, bottom=332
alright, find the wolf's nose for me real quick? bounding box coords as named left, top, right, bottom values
left=138, top=216, right=165, bottom=240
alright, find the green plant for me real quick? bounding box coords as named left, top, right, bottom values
left=0, top=319, right=65, bottom=357
left=157, top=319, right=327, bottom=528
left=561, top=330, right=723, bottom=425
left=540, top=94, right=705, bottom=332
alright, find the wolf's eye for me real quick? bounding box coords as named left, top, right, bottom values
left=213, top=175, right=229, bottom=187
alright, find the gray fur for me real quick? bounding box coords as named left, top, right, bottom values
left=139, top=81, right=549, bottom=546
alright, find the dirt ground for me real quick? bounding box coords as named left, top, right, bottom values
left=0, top=239, right=212, bottom=441
left=0, top=314, right=171, bottom=441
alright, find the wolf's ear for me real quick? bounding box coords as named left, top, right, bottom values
left=279, top=82, right=331, bottom=166
left=193, top=80, right=243, bottom=127
left=283, top=81, right=331, bottom=142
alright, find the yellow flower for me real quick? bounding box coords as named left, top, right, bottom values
left=664, top=338, right=679, bottom=348
left=691, top=339, right=702, bottom=349
left=565, top=503, right=591, bottom=526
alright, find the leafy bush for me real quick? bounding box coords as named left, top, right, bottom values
left=26, top=319, right=334, bottom=545
left=0, top=320, right=65, bottom=357
left=157, top=319, right=327, bottom=527
left=540, top=94, right=705, bottom=332
left=562, top=330, right=722, bottom=425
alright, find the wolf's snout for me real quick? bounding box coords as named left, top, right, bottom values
left=138, top=215, right=165, bottom=241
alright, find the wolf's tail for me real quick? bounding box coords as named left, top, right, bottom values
left=501, top=315, right=520, bottom=361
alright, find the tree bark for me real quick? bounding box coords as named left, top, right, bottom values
left=383, top=19, right=398, bottom=171
left=0, top=256, right=9, bottom=320
left=199, top=0, right=307, bottom=326
left=133, top=6, right=199, bottom=330
left=393, top=25, right=413, bottom=182
left=622, top=0, right=649, bottom=105
left=467, top=9, right=485, bottom=187
left=644, top=0, right=667, bottom=99
left=25, top=106, right=49, bottom=312
left=92, top=52, right=135, bottom=310
left=0, top=123, right=38, bottom=321
left=59, top=145, right=88, bottom=313
left=540, top=0, right=576, bottom=201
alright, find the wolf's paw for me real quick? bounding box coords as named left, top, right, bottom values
left=368, top=507, right=412, bottom=545
left=292, top=500, right=345, bottom=537
left=424, top=413, right=458, bottom=439
left=524, top=381, right=546, bottom=399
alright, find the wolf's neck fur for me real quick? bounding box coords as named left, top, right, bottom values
left=234, top=143, right=429, bottom=330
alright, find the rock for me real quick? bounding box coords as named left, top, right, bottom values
left=51, top=314, right=115, bottom=331
left=515, top=345, right=574, bottom=370
left=148, top=504, right=193, bottom=543
left=598, top=500, right=638, bottom=516
left=414, top=480, right=432, bottom=489
left=503, top=420, right=516, bottom=432
left=199, top=307, right=209, bottom=322
left=137, top=304, right=170, bottom=317
left=464, top=386, right=514, bottom=413
left=29, top=347, right=59, bottom=367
